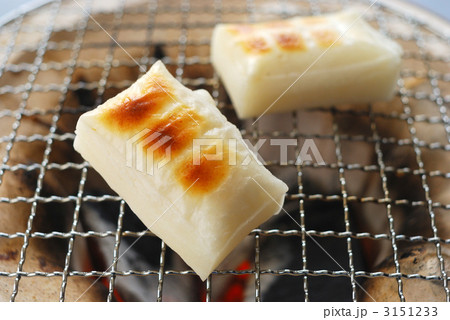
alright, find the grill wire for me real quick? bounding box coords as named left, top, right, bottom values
left=0, top=0, right=449, bottom=302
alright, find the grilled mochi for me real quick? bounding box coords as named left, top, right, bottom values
left=74, top=60, right=288, bottom=281
left=211, top=10, right=403, bottom=119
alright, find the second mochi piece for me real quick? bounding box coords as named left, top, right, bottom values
left=211, top=10, right=403, bottom=119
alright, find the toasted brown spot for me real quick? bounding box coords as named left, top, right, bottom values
left=275, top=32, right=306, bottom=51
left=100, top=77, right=172, bottom=133
left=147, top=105, right=202, bottom=159
left=176, top=144, right=230, bottom=195
left=311, top=29, right=340, bottom=48
left=241, top=36, right=271, bottom=54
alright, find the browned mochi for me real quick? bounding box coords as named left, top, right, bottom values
left=99, top=76, right=172, bottom=133
left=149, top=105, right=202, bottom=159
left=275, top=32, right=306, bottom=51
left=74, top=61, right=289, bottom=280
left=241, top=36, right=271, bottom=54
left=176, top=144, right=230, bottom=195
left=98, top=76, right=203, bottom=164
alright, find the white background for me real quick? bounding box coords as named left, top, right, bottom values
left=2, top=302, right=450, bottom=319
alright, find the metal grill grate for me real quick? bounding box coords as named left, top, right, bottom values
left=0, top=0, right=449, bottom=302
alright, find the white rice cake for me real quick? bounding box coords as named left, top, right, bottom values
left=211, top=10, right=403, bottom=119
left=74, top=61, right=288, bottom=281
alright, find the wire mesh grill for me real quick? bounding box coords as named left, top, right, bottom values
left=0, top=0, right=449, bottom=302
